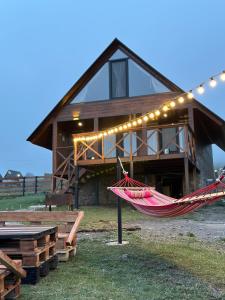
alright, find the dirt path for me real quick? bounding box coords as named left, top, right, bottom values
left=131, top=206, right=225, bottom=243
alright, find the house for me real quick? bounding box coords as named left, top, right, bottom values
left=27, top=39, right=225, bottom=205
left=4, top=170, right=23, bottom=180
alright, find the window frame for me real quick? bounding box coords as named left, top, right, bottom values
left=109, top=58, right=129, bottom=99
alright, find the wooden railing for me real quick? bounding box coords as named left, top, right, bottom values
left=72, top=123, right=196, bottom=165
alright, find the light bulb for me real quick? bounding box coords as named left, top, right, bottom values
left=123, top=124, right=128, bottom=129
left=104, top=132, right=107, bottom=136
left=149, top=113, right=155, bottom=119
left=119, top=126, right=123, bottom=131
left=170, top=101, right=176, bottom=108
left=187, top=91, right=194, bottom=99
left=132, top=121, right=137, bottom=126
left=127, top=123, right=132, bottom=127
left=163, top=113, right=168, bottom=118
left=155, top=110, right=160, bottom=116
left=143, top=115, right=148, bottom=122
left=209, top=78, right=217, bottom=88
left=137, top=119, right=142, bottom=124
left=220, top=71, right=225, bottom=81
left=197, top=85, right=204, bottom=94
left=178, top=97, right=184, bottom=104
left=115, top=128, right=118, bottom=132
left=163, top=105, right=169, bottom=111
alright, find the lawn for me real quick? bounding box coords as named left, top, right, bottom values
left=21, top=233, right=225, bottom=300
left=1, top=195, right=225, bottom=299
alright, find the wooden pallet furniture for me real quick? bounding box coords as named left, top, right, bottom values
left=0, top=226, right=58, bottom=284
left=0, top=251, right=26, bottom=299
left=0, top=211, right=84, bottom=262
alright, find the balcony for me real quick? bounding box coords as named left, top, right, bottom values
left=72, top=123, right=196, bottom=166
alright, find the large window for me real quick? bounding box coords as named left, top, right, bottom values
left=110, top=59, right=128, bottom=99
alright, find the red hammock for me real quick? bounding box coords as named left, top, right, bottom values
left=108, top=172, right=225, bottom=218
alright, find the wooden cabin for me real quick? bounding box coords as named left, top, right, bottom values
left=27, top=39, right=225, bottom=206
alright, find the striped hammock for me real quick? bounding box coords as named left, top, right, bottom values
left=108, top=173, right=225, bottom=217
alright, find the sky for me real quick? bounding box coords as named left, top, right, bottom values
left=0, top=0, right=225, bottom=176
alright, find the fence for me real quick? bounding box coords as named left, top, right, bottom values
left=0, top=176, right=52, bottom=197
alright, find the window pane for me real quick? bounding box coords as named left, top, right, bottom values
left=129, top=60, right=170, bottom=97
left=109, top=49, right=128, bottom=60
left=123, top=132, right=137, bottom=157
left=111, top=60, right=127, bottom=98
left=72, top=63, right=109, bottom=103
left=104, top=135, right=116, bottom=158
left=162, top=128, right=177, bottom=154
left=147, top=130, right=158, bottom=155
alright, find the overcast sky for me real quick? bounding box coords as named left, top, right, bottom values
left=0, top=0, right=225, bottom=176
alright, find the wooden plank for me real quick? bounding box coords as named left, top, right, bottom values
left=0, top=250, right=26, bottom=278
left=66, top=211, right=84, bottom=245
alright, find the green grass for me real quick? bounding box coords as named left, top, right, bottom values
left=21, top=233, right=225, bottom=300
left=0, top=194, right=45, bottom=210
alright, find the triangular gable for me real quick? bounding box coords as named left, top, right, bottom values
left=72, top=48, right=170, bottom=103
left=27, top=38, right=183, bottom=145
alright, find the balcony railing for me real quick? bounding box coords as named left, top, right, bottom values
left=72, top=123, right=196, bottom=165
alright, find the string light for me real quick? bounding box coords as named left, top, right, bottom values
left=187, top=91, right=194, bottom=99
left=73, top=70, right=225, bottom=143
left=209, top=77, right=217, bottom=88
left=220, top=71, right=225, bottom=81
left=197, top=85, right=205, bottom=94
left=178, top=97, right=184, bottom=104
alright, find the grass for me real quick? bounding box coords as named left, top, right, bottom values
left=21, top=232, right=225, bottom=300
left=0, top=194, right=45, bottom=210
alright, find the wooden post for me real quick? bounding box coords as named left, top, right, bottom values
left=130, top=161, right=134, bottom=179
left=74, top=165, right=79, bottom=210
left=52, top=121, right=58, bottom=192
left=184, top=157, right=190, bottom=194
left=22, top=177, right=26, bottom=196
left=116, top=157, right=122, bottom=244
left=192, top=166, right=197, bottom=191
left=34, top=176, right=38, bottom=194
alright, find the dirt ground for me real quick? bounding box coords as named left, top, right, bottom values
left=131, top=205, right=225, bottom=243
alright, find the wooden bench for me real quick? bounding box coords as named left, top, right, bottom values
left=0, top=211, right=84, bottom=262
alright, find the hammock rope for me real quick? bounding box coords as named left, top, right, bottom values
left=108, top=161, right=225, bottom=218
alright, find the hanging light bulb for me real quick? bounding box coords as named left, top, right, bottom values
left=149, top=113, right=155, bottom=119
left=209, top=77, right=217, bottom=88
left=115, top=128, right=118, bottom=132
left=137, top=119, right=142, bottom=124
left=127, top=123, right=132, bottom=128
left=119, top=126, right=123, bottom=131
left=163, top=105, right=169, bottom=112
left=155, top=110, right=160, bottom=116
left=132, top=120, right=137, bottom=126
left=163, top=113, right=168, bottom=118
left=170, top=101, right=176, bottom=108
left=104, top=132, right=108, bottom=136
left=123, top=124, right=128, bottom=130
left=143, top=115, right=148, bottom=122
left=187, top=91, right=194, bottom=99
left=220, top=71, right=225, bottom=81
left=197, top=85, right=204, bottom=94
left=178, top=97, right=184, bottom=104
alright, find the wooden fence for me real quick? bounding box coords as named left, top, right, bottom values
left=0, top=176, right=52, bottom=197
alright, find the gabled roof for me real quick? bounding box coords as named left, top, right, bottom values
left=27, top=38, right=183, bottom=144
left=4, top=170, right=23, bottom=179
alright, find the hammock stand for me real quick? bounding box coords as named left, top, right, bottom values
left=108, top=158, right=225, bottom=242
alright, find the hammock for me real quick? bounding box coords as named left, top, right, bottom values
left=108, top=166, right=225, bottom=218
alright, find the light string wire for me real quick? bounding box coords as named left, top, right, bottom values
left=73, top=70, right=225, bottom=142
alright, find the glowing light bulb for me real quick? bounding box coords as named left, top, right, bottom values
left=143, top=115, right=148, bottom=122
left=209, top=78, right=217, bottom=88
left=170, top=101, right=176, bottom=108
left=163, top=113, right=168, bottom=118
left=220, top=71, right=225, bottom=81
left=155, top=110, right=160, bottom=116
left=137, top=119, right=142, bottom=124
left=127, top=123, right=132, bottom=128
left=119, top=126, right=123, bottom=131
left=197, top=85, right=204, bottom=94
left=123, top=124, right=128, bottom=130
left=178, top=97, right=184, bottom=104
left=163, top=105, right=169, bottom=112
left=187, top=91, right=194, bottom=99
left=149, top=113, right=155, bottom=119
left=132, top=121, right=137, bottom=126
left=115, top=128, right=118, bottom=132
left=104, top=132, right=107, bottom=136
